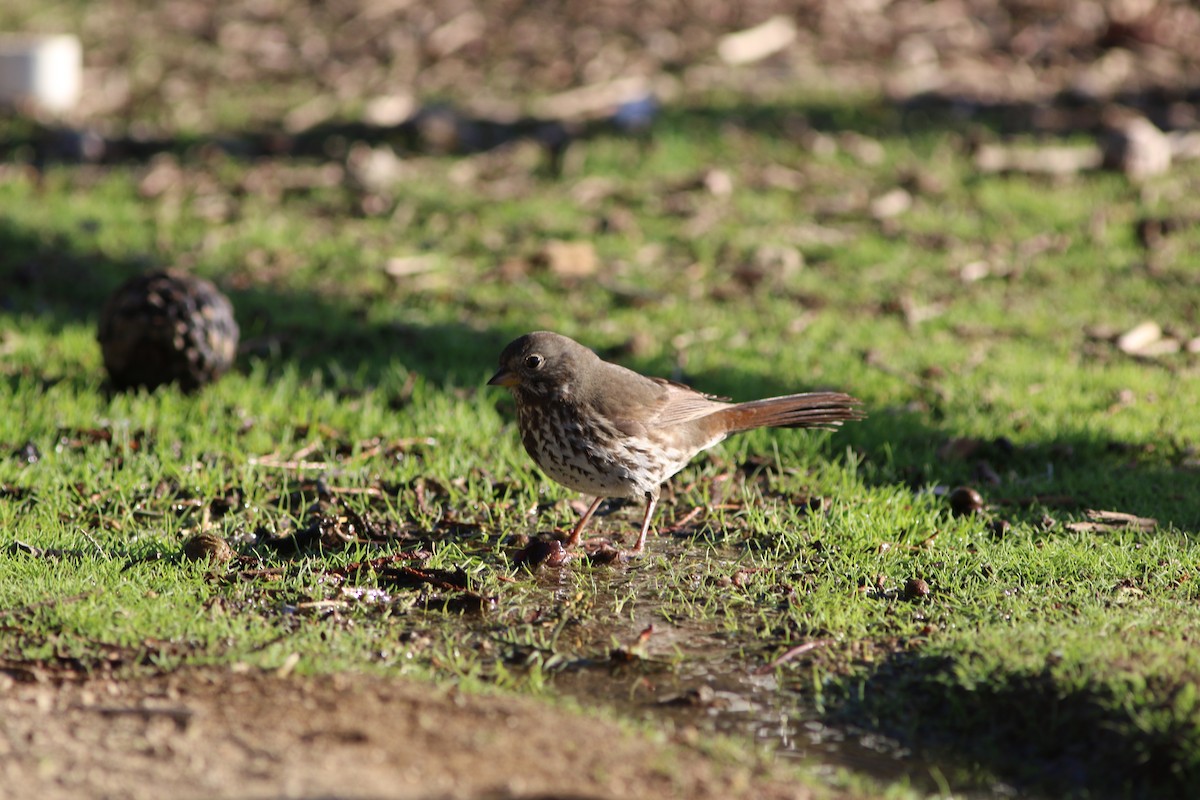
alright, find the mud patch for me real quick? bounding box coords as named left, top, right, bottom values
left=0, top=667, right=820, bottom=800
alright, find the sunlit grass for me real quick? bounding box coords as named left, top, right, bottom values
left=2, top=85, right=1200, bottom=797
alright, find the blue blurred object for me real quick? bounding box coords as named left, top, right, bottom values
left=611, top=93, right=659, bottom=134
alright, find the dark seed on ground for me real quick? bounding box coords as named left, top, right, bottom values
left=182, top=532, right=233, bottom=564
left=949, top=486, right=985, bottom=517
left=904, top=578, right=931, bottom=600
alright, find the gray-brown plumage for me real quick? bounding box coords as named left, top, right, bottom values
left=489, top=331, right=863, bottom=555
left=98, top=270, right=238, bottom=392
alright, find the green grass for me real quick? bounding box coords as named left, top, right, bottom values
left=3, top=88, right=1200, bottom=799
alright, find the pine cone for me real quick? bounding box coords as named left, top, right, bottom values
left=98, top=270, right=238, bottom=391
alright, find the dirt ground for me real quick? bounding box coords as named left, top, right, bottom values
left=0, top=668, right=818, bottom=800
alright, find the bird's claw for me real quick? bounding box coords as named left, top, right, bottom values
left=514, top=537, right=573, bottom=568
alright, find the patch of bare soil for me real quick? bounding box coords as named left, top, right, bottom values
left=0, top=668, right=821, bottom=800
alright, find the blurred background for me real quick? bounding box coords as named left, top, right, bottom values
left=3, top=1, right=1198, bottom=154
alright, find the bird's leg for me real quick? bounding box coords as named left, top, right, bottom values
left=565, top=496, right=605, bottom=548
left=628, top=491, right=659, bottom=555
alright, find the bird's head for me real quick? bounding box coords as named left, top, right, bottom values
left=488, top=331, right=594, bottom=401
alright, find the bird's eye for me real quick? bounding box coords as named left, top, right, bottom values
left=523, top=354, right=545, bottom=370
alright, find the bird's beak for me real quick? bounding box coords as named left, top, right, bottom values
left=488, top=367, right=519, bottom=387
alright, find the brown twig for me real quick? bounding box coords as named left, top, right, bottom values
left=663, top=506, right=702, bottom=533
left=753, top=639, right=832, bottom=675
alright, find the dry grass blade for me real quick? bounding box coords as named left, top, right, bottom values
left=1065, top=510, right=1158, bottom=533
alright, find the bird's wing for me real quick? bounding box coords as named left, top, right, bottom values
left=604, top=380, right=728, bottom=438
left=588, top=364, right=727, bottom=436
left=643, top=378, right=731, bottom=426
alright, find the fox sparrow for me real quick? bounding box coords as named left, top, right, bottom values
left=489, top=331, right=864, bottom=555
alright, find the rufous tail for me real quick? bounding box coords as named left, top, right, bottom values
left=711, top=392, right=864, bottom=433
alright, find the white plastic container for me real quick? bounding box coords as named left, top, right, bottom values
left=0, top=34, right=82, bottom=114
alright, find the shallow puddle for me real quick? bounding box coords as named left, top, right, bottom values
left=503, top=539, right=958, bottom=793
left=546, top=617, right=934, bottom=790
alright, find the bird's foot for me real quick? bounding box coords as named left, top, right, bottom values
left=513, top=536, right=573, bottom=568
left=514, top=533, right=643, bottom=568
left=584, top=540, right=644, bottom=564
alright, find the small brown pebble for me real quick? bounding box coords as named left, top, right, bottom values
left=904, top=577, right=931, bottom=600
left=182, top=532, right=233, bottom=564
left=948, top=486, right=985, bottom=517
